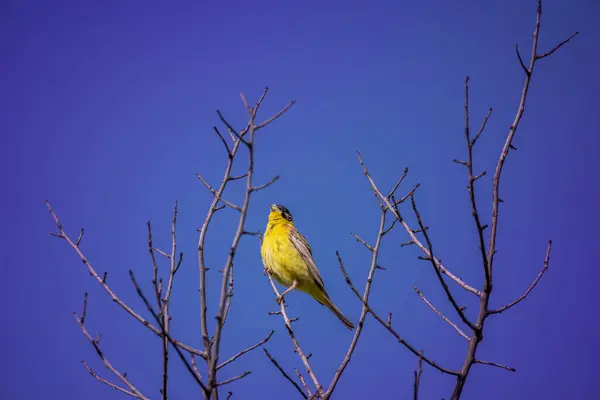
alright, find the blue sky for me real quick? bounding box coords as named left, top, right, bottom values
left=4, top=0, right=599, bottom=399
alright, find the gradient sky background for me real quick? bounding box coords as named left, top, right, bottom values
left=4, top=0, right=599, bottom=399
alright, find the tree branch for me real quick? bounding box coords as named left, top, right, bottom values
left=413, top=352, right=423, bottom=400
left=324, top=209, right=389, bottom=398
left=355, top=154, right=481, bottom=297
left=413, top=284, right=470, bottom=340
left=338, top=253, right=458, bottom=376
left=267, top=273, right=322, bottom=394
left=74, top=301, right=148, bottom=400
left=263, top=348, right=308, bottom=399
left=217, top=371, right=252, bottom=387
left=474, top=360, right=516, bottom=372
left=45, top=201, right=207, bottom=360
left=217, top=330, right=274, bottom=370
left=206, top=90, right=294, bottom=398
left=82, top=361, right=139, bottom=398
left=488, top=240, right=552, bottom=315
left=410, top=194, right=477, bottom=331
left=463, top=76, right=492, bottom=294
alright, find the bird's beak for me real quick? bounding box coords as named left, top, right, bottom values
left=270, top=204, right=277, bottom=212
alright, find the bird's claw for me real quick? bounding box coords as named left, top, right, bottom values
left=275, top=295, right=284, bottom=305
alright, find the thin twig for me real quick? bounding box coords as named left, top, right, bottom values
left=76, top=228, right=84, bottom=247
left=388, top=167, right=409, bottom=198
left=263, top=348, right=308, bottom=399
left=217, top=330, right=274, bottom=370
left=451, top=2, right=573, bottom=397
left=355, top=155, right=481, bottom=297
left=338, top=252, right=458, bottom=376
left=324, top=209, right=388, bottom=398
left=251, top=175, right=280, bottom=192
left=350, top=233, right=373, bottom=251
left=129, top=270, right=209, bottom=394
left=267, top=273, right=322, bottom=394
left=217, top=371, right=251, bottom=387
left=410, top=194, right=477, bottom=331
left=255, top=101, right=296, bottom=130
left=74, top=312, right=148, bottom=399
left=196, top=173, right=242, bottom=211
left=206, top=91, right=294, bottom=399
left=536, top=31, right=579, bottom=59
left=45, top=201, right=207, bottom=359
left=488, top=240, right=552, bottom=315
left=213, top=126, right=231, bottom=156
left=474, top=360, right=516, bottom=372
left=295, top=369, right=312, bottom=398
left=413, top=285, right=470, bottom=340
left=464, top=77, right=492, bottom=293
left=82, top=361, right=138, bottom=398
left=413, top=352, right=423, bottom=400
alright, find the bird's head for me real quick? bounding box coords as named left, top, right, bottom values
left=268, top=204, right=294, bottom=224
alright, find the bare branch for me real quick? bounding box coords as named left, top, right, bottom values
left=213, top=126, right=231, bottom=156
left=207, top=92, right=295, bottom=397
left=451, top=2, right=573, bottom=397
left=337, top=251, right=458, bottom=376
left=217, top=330, right=274, bottom=370
left=148, top=222, right=163, bottom=319
left=488, top=240, right=552, bottom=315
left=263, top=349, right=308, bottom=399
left=413, top=285, right=470, bottom=340
left=382, top=218, right=398, bottom=235
left=82, top=361, right=138, bottom=398
left=350, top=233, right=373, bottom=251
left=253, top=87, right=269, bottom=116
left=196, top=173, right=242, bottom=211
left=216, top=109, right=248, bottom=146
left=129, top=270, right=209, bottom=394
left=229, top=173, right=248, bottom=181
left=255, top=100, right=296, bottom=130
left=191, top=355, right=203, bottom=382
left=80, top=292, right=88, bottom=325
left=76, top=228, right=84, bottom=247
left=474, top=360, right=516, bottom=372
left=44, top=201, right=207, bottom=360
left=536, top=31, right=579, bottom=60
left=387, top=167, right=408, bottom=198
left=251, top=175, right=280, bottom=192
left=325, top=210, right=388, bottom=398
left=471, top=108, right=493, bottom=146
left=472, top=171, right=487, bottom=182
left=515, top=45, right=530, bottom=76
left=217, top=371, right=251, bottom=387
left=413, top=352, right=423, bottom=400
left=153, top=248, right=171, bottom=259
left=267, top=273, right=322, bottom=394
left=355, top=155, right=481, bottom=297
left=74, top=312, right=148, bottom=399
left=394, top=183, right=420, bottom=205
left=463, top=77, right=492, bottom=293
left=295, top=369, right=312, bottom=398
left=410, top=194, right=477, bottom=331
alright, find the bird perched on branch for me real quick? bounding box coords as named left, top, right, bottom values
left=261, top=204, right=355, bottom=330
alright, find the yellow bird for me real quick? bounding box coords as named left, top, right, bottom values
left=261, top=204, right=354, bottom=330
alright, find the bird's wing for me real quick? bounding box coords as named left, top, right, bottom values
left=289, top=228, right=325, bottom=290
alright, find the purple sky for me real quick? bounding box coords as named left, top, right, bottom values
left=4, top=0, right=599, bottom=399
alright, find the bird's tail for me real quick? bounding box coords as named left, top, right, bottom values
left=313, top=290, right=355, bottom=330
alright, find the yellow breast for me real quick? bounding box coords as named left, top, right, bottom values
left=261, top=224, right=311, bottom=287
